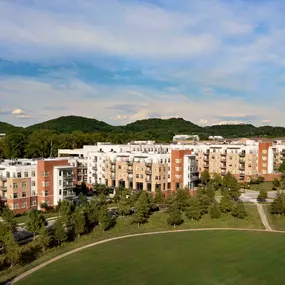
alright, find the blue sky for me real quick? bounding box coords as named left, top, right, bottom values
left=0, top=0, right=285, bottom=127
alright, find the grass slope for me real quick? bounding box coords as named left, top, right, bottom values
left=17, top=231, right=285, bottom=285
left=264, top=205, right=285, bottom=231
left=0, top=207, right=262, bottom=284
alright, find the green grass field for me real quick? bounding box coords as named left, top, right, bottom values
left=16, top=231, right=285, bottom=285
left=264, top=205, right=285, bottom=231
left=248, top=182, right=282, bottom=191
left=0, top=205, right=263, bottom=284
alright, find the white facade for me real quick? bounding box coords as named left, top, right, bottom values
left=173, top=134, right=200, bottom=141
left=183, top=155, right=199, bottom=188
left=53, top=166, right=75, bottom=206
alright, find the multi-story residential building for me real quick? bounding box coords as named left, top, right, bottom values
left=0, top=158, right=75, bottom=213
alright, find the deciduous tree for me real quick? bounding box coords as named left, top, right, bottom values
left=219, top=194, right=233, bottom=213
left=72, top=207, right=86, bottom=238
left=99, top=205, right=114, bottom=231
left=26, top=210, right=47, bottom=239
left=167, top=202, right=183, bottom=228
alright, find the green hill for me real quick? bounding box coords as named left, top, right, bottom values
left=1, top=116, right=285, bottom=139
left=0, top=122, right=23, bottom=134
left=25, top=116, right=114, bottom=133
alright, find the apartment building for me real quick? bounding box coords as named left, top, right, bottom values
left=0, top=160, right=37, bottom=214
left=0, top=158, right=75, bottom=213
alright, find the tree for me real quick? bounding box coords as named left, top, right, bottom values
left=4, top=236, right=21, bottom=268
left=270, top=192, right=285, bottom=215
left=281, top=173, right=285, bottom=190
left=36, top=228, right=51, bottom=252
left=59, top=200, right=74, bottom=225
left=53, top=218, right=69, bottom=245
left=98, top=205, right=114, bottom=231
left=232, top=201, right=247, bottom=219
left=257, top=189, right=268, bottom=202
left=219, top=194, right=233, bottom=213
left=132, top=191, right=150, bottom=227
left=200, top=169, right=210, bottom=185
left=25, top=210, right=47, bottom=239
left=273, top=178, right=280, bottom=188
left=223, top=172, right=240, bottom=200
left=78, top=192, right=88, bottom=207
left=197, top=193, right=211, bottom=215
left=86, top=198, right=100, bottom=228
left=209, top=202, right=221, bottom=219
left=3, top=133, right=26, bottom=158
left=1, top=207, right=17, bottom=233
left=154, top=188, right=165, bottom=204
left=185, top=197, right=202, bottom=221
left=212, top=173, right=223, bottom=191
left=72, top=207, right=86, bottom=238
left=118, top=196, right=132, bottom=217
left=205, top=183, right=215, bottom=200
left=174, top=189, right=190, bottom=211
left=279, top=160, right=285, bottom=173
left=167, top=202, right=183, bottom=228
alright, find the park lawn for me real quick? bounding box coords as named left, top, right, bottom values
left=15, top=212, right=58, bottom=224
left=16, top=231, right=285, bottom=285
left=249, top=182, right=281, bottom=191
left=264, top=205, right=285, bottom=231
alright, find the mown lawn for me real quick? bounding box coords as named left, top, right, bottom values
left=249, top=182, right=282, bottom=191
left=17, top=230, right=285, bottom=285
left=0, top=205, right=263, bottom=284
left=15, top=212, right=58, bottom=224
left=264, top=205, right=285, bottom=231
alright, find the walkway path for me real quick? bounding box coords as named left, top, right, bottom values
left=8, top=226, right=284, bottom=285
left=255, top=203, right=273, bottom=231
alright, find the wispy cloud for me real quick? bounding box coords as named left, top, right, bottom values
left=0, top=0, right=285, bottom=126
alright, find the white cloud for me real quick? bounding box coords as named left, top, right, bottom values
left=12, top=109, right=25, bottom=115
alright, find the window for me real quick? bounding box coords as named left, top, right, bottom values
left=21, top=202, right=27, bottom=208
left=262, top=163, right=267, bottom=167
left=32, top=181, right=36, bottom=187
left=136, top=174, right=139, bottom=178
left=118, top=165, right=121, bottom=169
left=140, top=174, right=143, bottom=179
left=14, top=203, right=19, bottom=209
left=22, top=182, right=27, bottom=188
left=24, top=172, right=28, bottom=178
left=45, top=191, right=48, bottom=196
left=262, top=170, right=267, bottom=174
left=59, top=180, right=62, bottom=186
left=31, top=171, right=35, bottom=177
left=41, top=172, right=49, bottom=177
left=32, top=191, right=36, bottom=196
left=22, top=192, right=26, bottom=198
left=262, top=156, right=267, bottom=161
left=41, top=181, right=49, bottom=187
left=262, top=150, right=268, bottom=154
left=175, top=159, right=181, bottom=163
left=13, top=183, right=18, bottom=189
left=155, top=176, right=158, bottom=180
left=17, top=172, right=21, bottom=178
left=32, top=200, right=37, bottom=206
left=59, top=190, right=62, bottom=195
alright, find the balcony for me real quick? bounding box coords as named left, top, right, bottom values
left=92, top=173, right=97, bottom=178
left=239, top=164, right=245, bottom=170
left=63, top=190, right=75, bottom=198
left=221, top=164, right=226, bottom=169
left=203, top=164, right=209, bottom=168
left=111, top=168, right=116, bottom=173
left=203, top=157, right=209, bottom=162
left=239, top=151, right=246, bottom=157
left=92, top=166, right=97, bottom=171
left=127, top=176, right=133, bottom=182
left=110, top=161, right=116, bottom=165
left=0, top=175, right=7, bottom=181
left=220, top=157, right=226, bottom=162
left=127, top=161, right=133, bottom=166
left=0, top=186, right=7, bottom=192
left=111, top=174, right=116, bottom=179
left=221, top=171, right=226, bottom=176
left=63, top=175, right=73, bottom=180
left=145, top=169, right=152, bottom=175
left=239, top=158, right=245, bottom=163
left=145, top=177, right=151, bottom=183
left=127, top=169, right=133, bottom=174
left=221, top=152, right=227, bottom=156
left=145, top=162, right=152, bottom=167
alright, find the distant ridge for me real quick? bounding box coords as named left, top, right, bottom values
left=1, top=115, right=285, bottom=139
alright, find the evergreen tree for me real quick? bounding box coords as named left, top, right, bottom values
left=132, top=191, right=150, bottom=227
left=118, top=196, right=132, bottom=217
left=257, top=189, right=268, bottom=202
left=273, top=178, right=280, bottom=188
left=78, top=192, right=88, bottom=207
left=167, top=202, right=183, bottom=228
left=86, top=198, right=100, bottom=227
left=53, top=218, right=69, bottom=245
left=200, top=169, right=210, bottom=185
left=223, top=172, right=240, bottom=199
left=59, top=200, right=74, bottom=226
left=219, top=194, right=233, bottom=213
left=25, top=210, right=47, bottom=239
left=1, top=207, right=17, bottom=233
left=209, top=202, right=221, bottom=219
left=197, top=194, right=211, bottom=215
left=270, top=192, right=285, bottom=215
left=4, top=236, right=21, bottom=268
left=154, top=188, right=165, bottom=204
left=205, top=183, right=215, bottom=200
left=212, top=173, right=223, bottom=191
left=174, top=189, right=190, bottom=211
left=185, top=197, right=202, bottom=221
left=99, top=205, right=114, bottom=231
left=36, top=228, right=51, bottom=252
left=72, top=207, right=86, bottom=238
left=232, top=201, right=247, bottom=219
